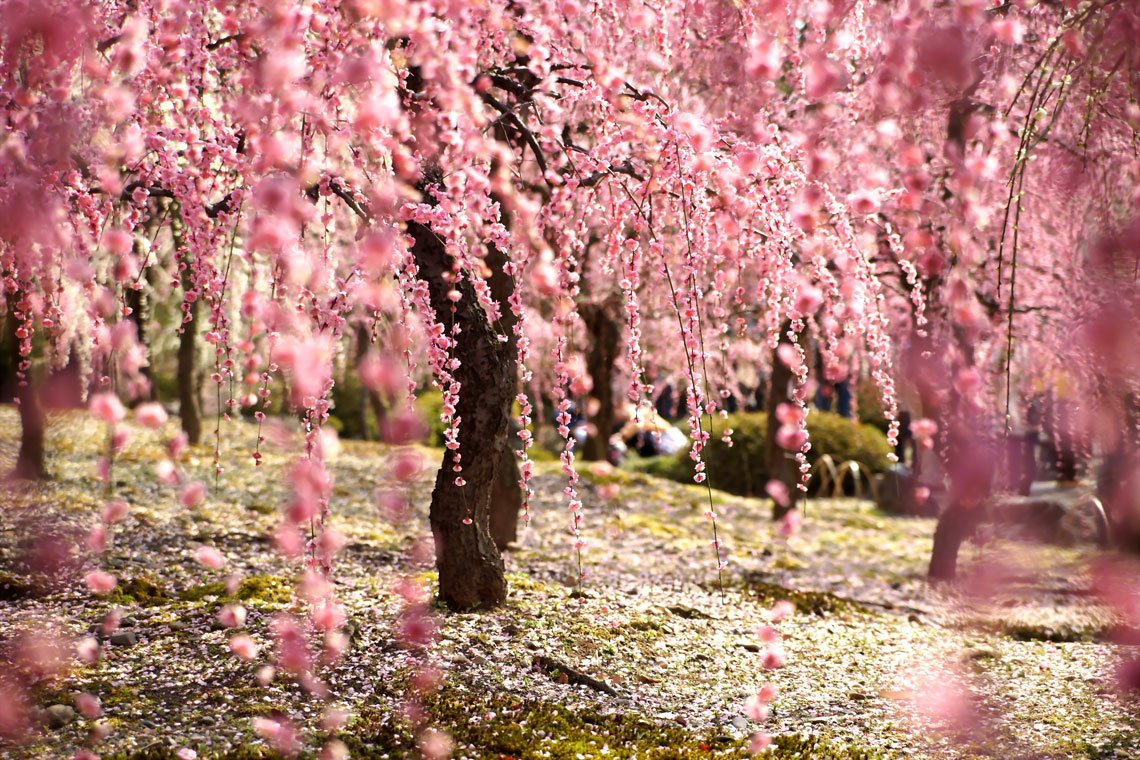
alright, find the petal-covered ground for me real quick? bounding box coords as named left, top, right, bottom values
left=0, top=406, right=1136, bottom=759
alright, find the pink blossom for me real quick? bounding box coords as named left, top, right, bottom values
left=218, top=604, right=247, bottom=628
left=230, top=635, right=259, bottom=660
left=775, top=424, right=807, bottom=452
left=777, top=509, right=801, bottom=538
left=953, top=369, right=982, bottom=396
left=74, top=693, right=101, bottom=718
left=195, top=545, right=225, bottom=569
left=794, top=282, right=824, bottom=316
left=419, top=728, right=454, bottom=760
left=389, top=450, right=423, bottom=482
left=598, top=483, right=620, bottom=500
left=804, top=55, right=847, bottom=99
left=756, top=625, right=780, bottom=644
left=168, top=433, right=189, bottom=459
left=101, top=500, right=128, bottom=524
left=765, top=479, right=790, bottom=508
left=748, top=732, right=772, bottom=754
left=84, top=570, right=116, bottom=595
left=252, top=716, right=298, bottom=756
left=321, top=708, right=349, bottom=731
left=743, top=694, right=769, bottom=722
left=75, top=637, right=100, bottom=665
left=180, top=482, right=206, bottom=508
left=156, top=460, right=181, bottom=485
left=135, top=402, right=168, bottom=429
left=761, top=644, right=786, bottom=669
left=101, top=608, right=123, bottom=635
left=991, top=18, right=1024, bottom=45
left=757, top=683, right=779, bottom=703
left=0, top=687, right=30, bottom=742
left=770, top=600, right=795, bottom=622
left=530, top=261, right=559, bottom=296
left=909, top=418, right=938, bottom=449
left=312, top=600, right=346, bottom=632
left=89, top=393, right=125, bottom=424
left=86, top=525, right=107, bottom=553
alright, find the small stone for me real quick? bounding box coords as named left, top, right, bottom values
left=110, top=631, right=138, bottom=647
left=738, top=641, right=761, bottom=653
left=730, top=716, right=750, bottom=731
left=674, top=715, right=687, bottom=726
left=45, top=704, right=75, bottom=729
left=121, top=617, right=137, bottom=627
left=169, top=621, right=189, bottom=631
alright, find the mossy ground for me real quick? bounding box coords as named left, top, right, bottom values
left=0, top=407, right=1134, bottom=759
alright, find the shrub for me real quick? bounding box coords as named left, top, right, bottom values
left=622, top=409, right=892, bottom=497
left=855, top=378, right=890, bottom=433
left=416, top=389, right=447, bottom=447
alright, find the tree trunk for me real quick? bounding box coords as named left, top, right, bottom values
left=766, top=324, right=798, bottom=520
left=355, top=324, right=387, bottom=441
left=484, top=231, right=522, bottom=553
left=580, top=301, right=620, bottom=462
left=13, top=375, right=47, bottom=481
left=409, top=213, right=513, bottom=610
left=126, top=281, right=156, bottom=402
left=927, top=501, right=985, bottom=582
left=177, top=268, right=202, bottom=445
left=4, top=293, right=47, bottom=481
left=489, top=446, right=521, bottom=551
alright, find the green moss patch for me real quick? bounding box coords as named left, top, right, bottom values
left=179, top=574, right=292, bottom=604
left=740, top=575, right=870, bottom=617
left=109, top=576, right=171, bottom=607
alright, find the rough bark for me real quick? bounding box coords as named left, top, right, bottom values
left=484, top=236, right=523, bottom=552
left=580, top=300, right=621, bottom=462
left=765, top=325, right=798, bottom=520
left=177, top=266, right=202, bottom=445
left=489, top=446, right=521, bottom=551
left=410, top=213, right=513, bottom=610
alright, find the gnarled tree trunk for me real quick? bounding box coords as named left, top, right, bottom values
left=177, top=265, right=202, bottom=445
left=489, top=446, right=521, bottom=551
left=580, top=300, right=621, bottom=462
left=484, top=229, right=523, bottom=552
left=410, top=214, right=513, bottom=610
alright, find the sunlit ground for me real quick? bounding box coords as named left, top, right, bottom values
left=0, top=406, right=1135, bottom=759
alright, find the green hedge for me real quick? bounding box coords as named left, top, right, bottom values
left=623, top=409, right=892, bottom=497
